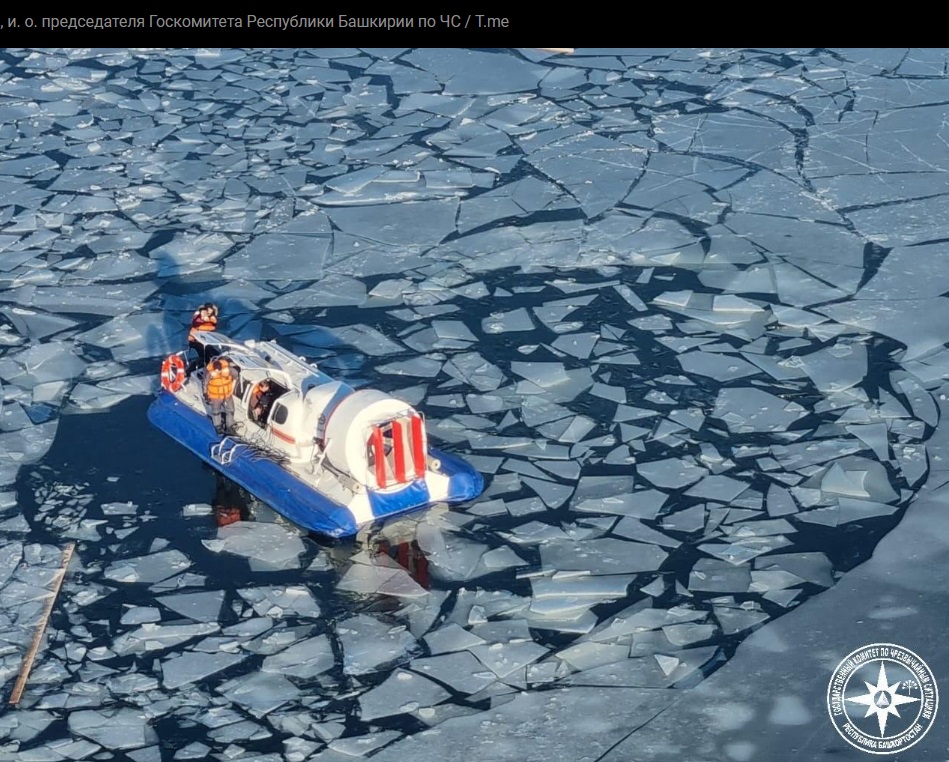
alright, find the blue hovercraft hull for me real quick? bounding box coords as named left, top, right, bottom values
left=147, top=390, right=483, bottom=538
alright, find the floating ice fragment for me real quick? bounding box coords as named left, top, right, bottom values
left=678, top=350, right=759, bottom=381
left=688, top=559, right=751, bottom=593
left=112, top=622, right=219, bottom=656
left=766, top=484, right=798, bottom=517
left=557, top=642, right=630, bottom=672
left=120, top=606, right=161, bottom=625
left=157, top=590, right=225, bottom=623
left=337, top=558, right=429, bottom=599
left=469, top=640, right=548, bottom=679
left=205, top=522, right=305, bottom=570
left=793, top=342, right=867, bottom=393
left=612, top=518, right=680, bottom=548
left=410, top=650, right=497, bottom=695
left=104, top=550, right=191, bottom=584
left=216, top=672, right=301, bottom=715
left=339, top=614, right=418, bottom=676
left=713, top=387, right=808, bottom=433
left=68, top=708, right=155, bottom=750
left=755, top=552, right=833, bottom=587
left=686, top=475, right=748, bottom=502
left=482, top=308, right=535, bottom=334
left=329, top=730, right=403, bottom=757
left=359, top=669, right=451, bottom=722
left=262, top=635, right=334, bottom=679
left=637, top=457, right=706, bottom=489
left=237, top=586, right=321, bottom=619
left=162, top=651, right=246, bottom=690
left=424, top=623, right=488, bottom=655
left=540, top=538, right=668, bottom=574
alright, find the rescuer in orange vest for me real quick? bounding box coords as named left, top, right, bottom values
left=204, top=357, right=237, bottom=435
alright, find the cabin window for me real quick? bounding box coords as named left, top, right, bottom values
left=272, top=404, right=288, bottom=425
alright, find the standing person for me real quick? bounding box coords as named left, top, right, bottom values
left=204, top=358, right=237, bottom=435
left=188, top=303, right=219, bottom=372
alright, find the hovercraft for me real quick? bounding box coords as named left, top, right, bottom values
left=147, top=331, right=484, bottom=538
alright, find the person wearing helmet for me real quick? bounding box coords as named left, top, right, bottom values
left=187, top=303, right=219, bottom=373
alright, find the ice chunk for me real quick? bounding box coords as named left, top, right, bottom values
left=157, top=590, right=225, bottom=623
left=713, top=387, right=808, bottom=433
left=766, top=484, right=799, bottom=517
left=337, top=559, right=429, bottom=599
left=216, top=672, right=300, bottom=715
left=557, top=642, right=630, bottom=672
left=204, top=522, right=305, bottom=570
left=424, top=623, right=488, bottom=655
left=755, top=552, right=833, bottom=587
left=325, top=324, right=405, bottom=356
left=339, top=614, right=418, bottom=675
left=688, top=559, right=751, bottom=593
left=469, top=640, right=548, bottom=679
left=483, top=308, right=535, bottom=334
left=416, top=524, right=487, bottom=581
left=330, top=730, right=403, bottom=757
left=359, top=669, right=451, bottom=721
left=0, top=540, right=22, bottom=587
left=637, top=458, right=707, bottom=489
left=612, top=518, right=680, bottom=548
left=113, top=622, right=219, bottom=656
left=444, top=352, right=505, bottom=392
left=661, top=504, right=707, bottom=534
left=685, top=475, right=748, bottom=502
left=836, top=497, right=901, bottom=523
left=678, top=351, right=759, bottom=381
left=532, top=574, right=635, bottom=601
left=540, top=538, right=668, bottom=574
left=411, top=650, right=497, bottom=695
left=551, top=332, right=599, bottom=359
left=68, top=708, right=155, bottom=750
left=792, top=342, right=867, bottom=393
left=104, top=550, right=191, bottom=584
left=481, top=546, right=527, bottom=570
left=662, top=623, right=717, bottom=647
left=162, top=651, right=246, bottom=690
left=120, top=606, right=161, bottom=625
left=262, top=634, right=334, bottom=679
left=237, top=586, right=321, bottom=619
left=379, top=357, right=443, bottom=378
left=698, top=535, right=792, bottom=565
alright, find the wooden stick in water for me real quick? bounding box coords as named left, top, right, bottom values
left=8, top=542, right=76, bottom=707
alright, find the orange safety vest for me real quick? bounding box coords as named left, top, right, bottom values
left=189, top=314, right=217, bottom=342
left=206, top=362, right=235, bottom=401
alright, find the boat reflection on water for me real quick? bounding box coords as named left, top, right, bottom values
left=208, top=470, right=432, bottom=593
left=373, top=534, right=430, bottom=589
left=211, top=471, right=254, bottom=527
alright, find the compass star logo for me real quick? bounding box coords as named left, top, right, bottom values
left=849, top=662, right=919, bottom=737
left=827, top=643, right=938, bottom=755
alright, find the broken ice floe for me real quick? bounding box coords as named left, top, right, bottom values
left=0, top=47, right=941, bottom=761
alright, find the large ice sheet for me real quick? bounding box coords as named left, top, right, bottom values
left=0, top=46, right=943, bottom=762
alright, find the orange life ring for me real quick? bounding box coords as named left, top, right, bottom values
left=160, top=354, right=186, bottom=393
